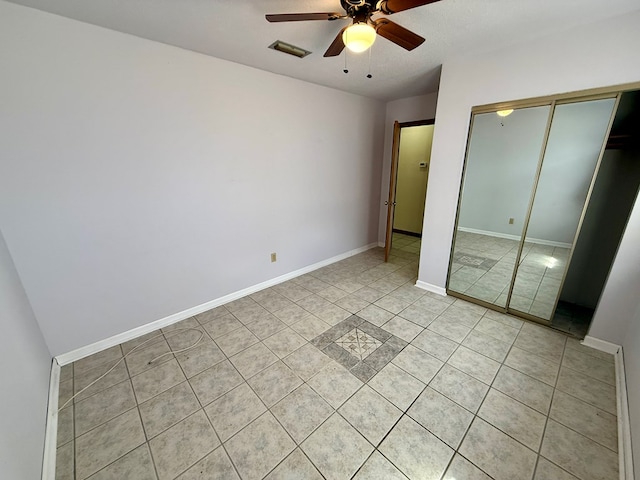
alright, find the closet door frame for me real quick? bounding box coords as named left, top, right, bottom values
left=445, top=84, right=637, bottom=330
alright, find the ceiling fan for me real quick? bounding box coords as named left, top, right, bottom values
left=266, top=0, right=442, bottom=57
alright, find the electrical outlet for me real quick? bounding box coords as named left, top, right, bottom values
left=509, top=218, right=514, bottom=225
left=271, top=252, right=277, bottom=263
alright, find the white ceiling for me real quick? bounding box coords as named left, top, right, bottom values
left=7, top=0, right=640, bottom=101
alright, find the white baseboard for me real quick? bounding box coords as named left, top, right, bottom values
left=41, top=358, right=60, bottom=480
left=458, top=227, right=572, bottom=249
left=415, top=280, right=447, bottom=296
left=615, top=347, right=635, bottom=480
left=581, top=335, right=621, bottom=355
left=378, top=241, right=385, bottom=248
left=55, top=242, right=379, bottom=366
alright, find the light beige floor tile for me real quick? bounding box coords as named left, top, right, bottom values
left=439, top=304, right=485, bottom=328
left=283, top=343, right=331, bottom=381
left=555, top=367, right=616, bottom=414
left=492, top=365, right=553, bottom=414
left=262, top=328, right=307, bottom=358
left=272, top=304, right=313, bottom=325
left=75, top=380, right=136, bottom=436
left=149, top=410, right=220, bottom=480
left=561, top=346, right=615, bottom=385
left=540, top=420, right=618, bottom=480
left=214, top=326, right=260, bottom=357
left=474, top=317, right=520, bottom=344
left=226, top=412, right=296, bottom=480
left=245, top=314, right=288, bottom=340
left=513, top=329, right=565, bottom=363
left=188, top=360, right=244, bottom=406
left=352, top=450, right=408, bottom=479
left=410, top=329, right=458, bottom=362
left=125, top=339, right=173, bottom=377
left=459, top=417, right=537, bottom=480
left=381, top=316, right=423, bottom=342
left=391, top=344, right=443, bottom=384
left=131, top=358, right=186, bottom=404
left=368, top=362, right=425, bottom=411
left=139, top=381, right=200, bottom=440
left=202, top=314, right=242, bottom=339
left=462, top=329, right=511, bottom=362
left=195, top=306, right=231, bottom=325
left=338, top=385, right=402, bottom=446
left=358, top=305, right=395, bottom=326
left=87, top=444, right=156, bottom=480
left=229, top=342, right=278, bottom=379
left=264, top=448, right=323, bottom=479
left=314, top=304, right=352, bottom=326
left=534, top=457, right=579, bottom=480
left=564, top=338, right=614, bottom=363
left=271, top=384, right=334, bottom=444
left=174, top=337, right=225, bottom=378
left=482, top=309, right=524, bottom=329
left=374, top=295, right=413, bottom=315
left=204, top=383, right=266, bottom=442
left=443, top=454, right=491, bottom=480
left=398, top=304, right=438, bottom=327
left=447, top=346, right=500, bottom=385
left=74, top=345, right=123, bottom=377
left=504, top=347, right=560, bottom=386
left=478, top=389, right=546, bottom=451
left=176, top=446, right=239, bottom=479
left=408, top=387, right=473, bottom=448
left=57, top=405, right=74, bottom=447
left=427, top=317, right=471, bottom=343
left=412, top=295, right=451, bottom=315
left=75, top=409, right=146, bottom=479
left=429, top=364, right=489, bottom=413
left=289, top=315, right=331, bottom=341
left=247, top=361, right=303, bottom=407
left=379, top=416, right=454, bottom=480
left=549, top=390, right=617, bottom=451
left=301, top=413, right=373, bottom=480
left=307, top=361, right=362, bottom=409
left=335, top=294, right=370, bottom=314
left=73, top=360, right=129, bottom=402
left=56, top=441, right=74, bottom=480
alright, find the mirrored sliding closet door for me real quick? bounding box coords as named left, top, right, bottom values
left=448, top=94, right=619, bottom=330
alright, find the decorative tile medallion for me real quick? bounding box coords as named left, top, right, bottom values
left=310, top=315, right=408, bottom=382
left=336, top=329, right=382, bottom=361
left=453, top=252, right=497, bottom=271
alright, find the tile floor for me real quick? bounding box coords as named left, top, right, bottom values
left=56, top=234, right=618, bottom=480
left=449, top=231, right=593, bottom=336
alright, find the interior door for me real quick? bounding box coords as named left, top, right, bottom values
left=384, top=121, right=401, bottom=261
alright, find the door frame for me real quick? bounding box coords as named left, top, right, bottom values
left=384, top=118, right=435, bottom=261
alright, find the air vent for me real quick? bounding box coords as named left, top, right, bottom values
left=268, top=40, right=311, bottom=58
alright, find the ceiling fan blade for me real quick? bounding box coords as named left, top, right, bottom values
left=380, top=0, right=441, bottom=14
left=374, top=19, right=425, bottom=51
left=265, top=13, right=343, bottom=22
left=324, top=27, right=347, bottom=57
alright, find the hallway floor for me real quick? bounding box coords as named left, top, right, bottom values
left=55, top=237, right=618, bottom=480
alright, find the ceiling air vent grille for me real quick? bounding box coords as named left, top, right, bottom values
left=268, top=40, right=311, bottom=58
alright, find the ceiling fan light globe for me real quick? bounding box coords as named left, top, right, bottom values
left=342, top=23, right=376, bottom=53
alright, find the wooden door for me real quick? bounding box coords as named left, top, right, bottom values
left=384, top=121, right=401, bottom=261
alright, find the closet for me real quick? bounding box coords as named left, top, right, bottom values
left=447, top=88, right=640, bottom=336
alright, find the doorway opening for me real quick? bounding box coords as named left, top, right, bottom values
left=384, top=119, right=435, bottom=262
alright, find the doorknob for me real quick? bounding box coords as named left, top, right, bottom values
left=384, top=201, right=389, bottom=205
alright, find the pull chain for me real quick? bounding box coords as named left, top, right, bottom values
left=367, top=46, right=372, bottom=79
left=344, top=48, right=349, bottom=74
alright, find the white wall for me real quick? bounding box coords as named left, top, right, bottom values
left=0, top=228, right=51, bottom=479
left=623, top=301, right=640, bottom=473
left=378, top=93, right=438, bottom=243
left=0, top=1, right=385, bottom=356
left=418, top=8, right=640, bottom=307
left=458, top=106, right=550, bottom=238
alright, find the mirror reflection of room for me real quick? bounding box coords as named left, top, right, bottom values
left=448, top=90, right=640, bottom=337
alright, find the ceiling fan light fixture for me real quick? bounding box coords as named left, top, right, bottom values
left=496, top=109, right=514, bottom=117
left=342, top=23, right=376, bottom=53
